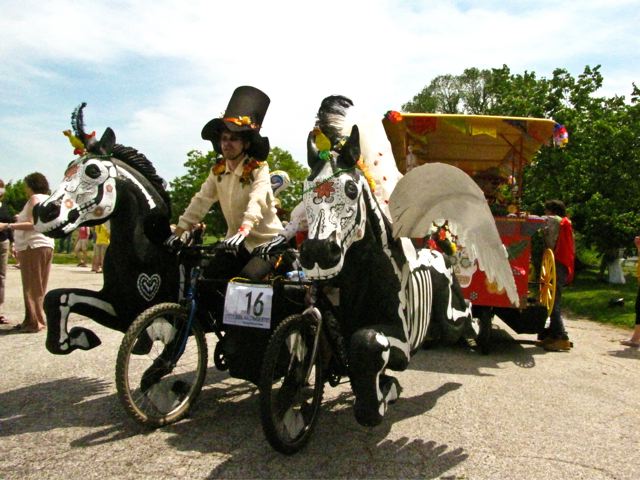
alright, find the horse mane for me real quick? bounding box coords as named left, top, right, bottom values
left=111, top=144, right=171, bottom=210
left=315, top=95, right=402, bottom=219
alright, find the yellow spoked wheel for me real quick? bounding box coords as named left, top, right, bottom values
left=538, top=248, right=557, bottom=315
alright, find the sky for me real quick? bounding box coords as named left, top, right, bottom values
left=1, top=0, right=639, bottom=187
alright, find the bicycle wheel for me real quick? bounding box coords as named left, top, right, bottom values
left=116, top=302, right=208, bottom=427
left=259, top=313, right=324, bottom=455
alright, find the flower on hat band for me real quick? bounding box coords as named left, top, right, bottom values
left=224, top=116, right=259, bottom=129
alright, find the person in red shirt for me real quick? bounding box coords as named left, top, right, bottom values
left=539, top=199, right=575, bottom=352
left=74, top=225, right=90, bottom=267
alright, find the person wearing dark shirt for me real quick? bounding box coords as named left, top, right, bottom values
left=0, top=179, right=14, bottom=324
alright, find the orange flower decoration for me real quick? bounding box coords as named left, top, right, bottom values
left=240, top=159, right=264, bottom=186
left=212, top=158, right=226, bottom=176
left=385, top=110, right=403, bottom=124
left=224, top=116, right=259, bottom=129
left=313, top=180, right=335, bottom=200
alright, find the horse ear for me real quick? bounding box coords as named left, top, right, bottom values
left=98, top=127, right=116, bottom=155
left=307, top=131, right=322, bottom=171
left=338, top=125, right=360, bottom=168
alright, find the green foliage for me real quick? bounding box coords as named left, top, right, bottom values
left=168, top=149, right=226, bottom=236
left=563, top=266, right=638, bottom=328
left=404, top=65, right=640, bottom=259
left=167, top=147, right=309, bottom=237
left=267, top=147, right=309, bottom=212
left=2, top=180, right=27, bottom=216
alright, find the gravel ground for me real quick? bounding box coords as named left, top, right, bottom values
left=1, top=264, right=639, bottom=479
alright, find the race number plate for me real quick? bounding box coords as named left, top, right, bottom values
left=223, top=282, right=273, bottom=329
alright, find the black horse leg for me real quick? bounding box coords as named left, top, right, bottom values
left=348, top=325, right=409, bottom=427
left=430, top=269, right=473, bottom=344
left=44, top=288, right=117, bottom=354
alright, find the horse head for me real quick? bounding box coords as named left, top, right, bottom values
left=34, top=104, right=170, bottom=241
left=34, top=151, right=121, bottom=237
left=33, top=103, right=122, bottom=236
left=299, top=125, right=368, bottom=280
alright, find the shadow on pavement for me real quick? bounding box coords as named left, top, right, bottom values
left=166, top=381, right=467, bottom=479
left=0, top=369, right=467, bottom=478
left=606, top=347, right=640, bottom=359
left=0, top=377, right=131, bottom=439
left=414, top=325, right=546, bottom=376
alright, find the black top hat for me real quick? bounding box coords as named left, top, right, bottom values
left=201, top=86, right=271, bottom=160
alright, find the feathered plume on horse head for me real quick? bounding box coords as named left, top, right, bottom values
left=64, top=103, right=115, bottom=156
left=316, top=95, right=354, bottom=145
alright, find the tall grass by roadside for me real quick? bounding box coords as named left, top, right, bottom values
left=564, top=266, right=637, bottom=329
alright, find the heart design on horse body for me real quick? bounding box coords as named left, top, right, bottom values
left=137, top=273, right=161, bottom=302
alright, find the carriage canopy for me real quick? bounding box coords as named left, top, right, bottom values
left=382, top=112, right=566, bottom=211
left=383, top=112, right=563, bottom=174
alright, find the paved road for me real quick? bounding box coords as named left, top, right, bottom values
left=1, top=264, right=639, bottom=479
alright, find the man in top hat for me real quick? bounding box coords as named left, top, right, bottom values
left=168, top=85, right=283, bottom=279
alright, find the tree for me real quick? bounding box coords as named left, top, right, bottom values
left=168, top=147, right=309, bottom=238
left=403, top=66, right=640, bottom=258
left=168, top=150, right=226, bottom=236
left=3, top=180, right=27, bottom=216
left=267, top=147, right=309, bottom=212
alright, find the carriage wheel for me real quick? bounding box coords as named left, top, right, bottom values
left=259, top=313, right=325, bottom=455
left=538, top=248, right=557, bottom=316
left=116, top=303, right=208, bottom=428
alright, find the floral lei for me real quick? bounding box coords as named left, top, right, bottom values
left=428, top=222, right=458, bottom=255
left=213, top=156, right=264, bottom=186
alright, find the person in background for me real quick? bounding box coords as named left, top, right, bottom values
left=11, top=215, right=20, bottom=269
left=538, top=199, right=575, bottom=352
left=91, top=222, right=110, bottom=273
left=620, top=235, right=640, bottom=348
left=269, top=170, right=291, bottom=222
left=189, top=222, right=206, bottom=246
left=255, top=170, right=309, bottom=254
left=74, top=225, right=90, bottom=267
left=167, top=86, right=282, bottom=280
left=57, top=232, right=72, bottom=254
left=0, top=172, right=54, bottom=333
left=0, top=179, right=14, bottom=324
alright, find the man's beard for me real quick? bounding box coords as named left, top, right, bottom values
left=224, top=149, right=246, bottom=162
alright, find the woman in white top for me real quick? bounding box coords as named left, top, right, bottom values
left=0, top=172, right=54, bottom=333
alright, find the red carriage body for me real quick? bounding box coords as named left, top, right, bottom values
left=383, top=113, right=566, bottom=340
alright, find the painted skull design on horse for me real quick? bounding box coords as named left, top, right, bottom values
left=33, top=104, right=178, bottom=354
left=299, top=120, right=473, bottom=427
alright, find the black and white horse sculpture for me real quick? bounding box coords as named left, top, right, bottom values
left=299, top=97, right=517, bottom=427
left=33, top=104, right=177, bottom=354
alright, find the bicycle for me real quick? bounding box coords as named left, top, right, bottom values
left=115, top=243, right=308, bottom=428
left=258, top=281, right=350, bottom=454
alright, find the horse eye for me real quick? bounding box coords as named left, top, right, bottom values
left=345, top=180, right=358, bottom=199
left=84, top=164, right=101, bottom=179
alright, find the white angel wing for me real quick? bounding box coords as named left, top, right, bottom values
left=389, top=162, right=519, bottom=307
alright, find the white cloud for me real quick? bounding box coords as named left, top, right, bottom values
left=0, top=0, right=638, bottom=186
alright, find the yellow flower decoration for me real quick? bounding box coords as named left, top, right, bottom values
left=356, top=158, right=376, bottom=193
left=224, top=116, right=258, bottom=128
left=212, top=157, right=226, bottom=177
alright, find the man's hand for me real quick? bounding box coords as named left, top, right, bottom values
left=164, top=233, right=183, bottom=252
left=254, top=234, right=287, bottom=255
left=223, top=224, right=251, bottom=249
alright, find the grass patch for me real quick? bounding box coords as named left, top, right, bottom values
left=564, top=265, right=637, bottom=329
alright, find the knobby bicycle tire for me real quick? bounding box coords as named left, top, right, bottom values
left=259, top=313, right=325, bottom=454
left=115, top=302, right=208, bottom=427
